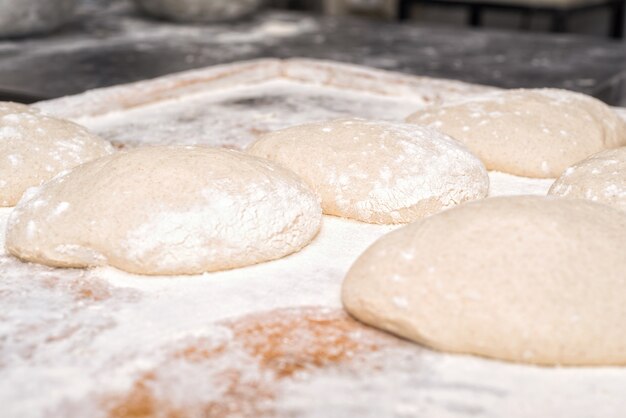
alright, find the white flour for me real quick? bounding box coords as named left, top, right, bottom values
left=3, top=62, right=625, bottom=417
left=71, top=80, right=435, bottom=149
left=3, top=173, right=625, bottom=418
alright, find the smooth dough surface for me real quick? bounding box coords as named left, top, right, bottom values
left=133, top=0, right=261, bottom=22
left=342, top=196, right=626, bottom=366
left=549, top=147, right=626, bottom=211
left=5, top=146, right=322, bottom=275
left=0, top=102, right=113, bottom=207
left=406, top=89, right=626, bottom=178
left=248, top=118, right=489, bottom=224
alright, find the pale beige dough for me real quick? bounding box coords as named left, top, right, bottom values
left=5, top=146, right=322, bottom=275
left=0, top=102, right=114, bottom=207
left=549, top=147, right=626, bottom=211
left=248, top=118, right=489, bottom=224
left=406, top=89, right=626, bottom=178
left=342, top=196, right=626, bottom=366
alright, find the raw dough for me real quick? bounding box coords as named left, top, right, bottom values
left=0, top=0, right=76, bottom=37
left=0, top=102, right=114, bottom=207
left=342, top=196, right=626, bottom=366
left=133, top=0, right=262, bottom=23
left=248, top=118, right=489, bottom=224
left=406, top=89, right=626, bottom=178
left=549, top=147, right=626, bottom=211
left=5, top=146, right=322, bottom=275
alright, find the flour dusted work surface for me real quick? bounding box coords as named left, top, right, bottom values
left=406, top=88, right=626, bottom=178
left=6, top=146, right=322, bottom=275
left=342, top=196, right=626, bottom=366
left=35, top=59, right=495, bottom=149
left=0, top=102, right=114, bottom=207
left=248, top=118, right=489, bottom=224
left=549, top=147, right=626, bottom=211
left=3, top=60, right=626, bottom=417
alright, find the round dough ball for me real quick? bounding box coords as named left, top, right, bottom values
left=5, top=146, right=322, bottom=275
left=133, top=0, right=262, bottom=23
left=342, top=196, right=626, bottom=366
left=247, top=119, right=489, bottom=224
left=0, top=0, right=76, bottom=37
left=0, top=102, right=114, bottom=207
left=406, top=89, right=626, bottom=178
left=549, top=147, right=626, bottom=211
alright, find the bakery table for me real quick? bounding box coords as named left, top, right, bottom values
left=3, top=66, right=624, bottom=414
left=3, top=3, right=626, bottom=418
left=0, top=0, right=625, bottom=104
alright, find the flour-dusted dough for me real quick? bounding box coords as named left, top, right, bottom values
left=6, top=146, right=322, bottom=275
left=406, top=89, right=626, bottom=178
left=248, top=119, right=489, bottom=224
left=342, top=196, right=626, bottom=366
left=549, top=147, right=626, bottom=211
left=0, top=102, right=114, bottom=207
left=133, top=0, right=261, bottom=22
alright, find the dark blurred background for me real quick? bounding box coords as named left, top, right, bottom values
left=88, top=0, right=625, bottom=37
left=1, top=0, right=624, bottom=104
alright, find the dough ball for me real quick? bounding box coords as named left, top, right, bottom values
left=133, top=0, right=262, bottom=22
left=549, top=147, right=626, bottom=211
left=6, top=146, right=322, bottom=275
left=406, top=89, right=626, bottom=178
left=0, top=0, right=76, bottom=37
left=248, top=118, right=489, bottom=224
left=342, top=196, right=626, bottom=366
left=0, top=102, right=114, bottom=207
